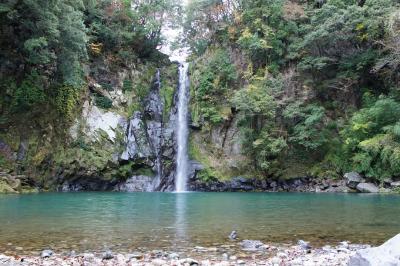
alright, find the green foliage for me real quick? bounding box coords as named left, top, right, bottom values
left=54, top=85, right=81, bottom=120
left=338, top=96, right=400, bottom=180
left=285, top=104, right=328, bottom=150
left=233, top=75, right=278, bottom=117
left=191, top=48, right=237, bottom=124
left=11, top=72, right=46, bottom=112
left=122, top=79, right=133, bottom=92
left=95, top=94, right=113, bottom=109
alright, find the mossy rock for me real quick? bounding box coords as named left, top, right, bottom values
left=0, top=180, right=17, bottom=193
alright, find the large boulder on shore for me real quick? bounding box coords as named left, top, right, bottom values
left=356, top=183, right=379, bottom=193
left=391, top=181, right=400, bottom=188
left=349, top=233, right=400, bottom=266
left=344, top=172, right=365, bottom=189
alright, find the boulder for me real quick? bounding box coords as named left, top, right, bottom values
left=390, top=181, right=400, bottom=188
left=356, top=183, right=379, bottom=193
left=228, top=177, right=255, bottom=191
left=349, top=233, right=400, bottom=266
left=344, top=172, right=365, bottom=189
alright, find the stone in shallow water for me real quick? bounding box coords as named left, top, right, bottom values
left=240, top=240, right=266, bottom=251
left=229, top=230, right=237, bottom=240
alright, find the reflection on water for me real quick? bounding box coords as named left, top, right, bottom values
left=0, top=192, right=400, bottom=255
left=174, top=193, right=187, bottom=244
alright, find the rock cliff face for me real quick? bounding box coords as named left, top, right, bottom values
left=116, top=69, right=179, bottom=192
left=0, top=51, right=184, bottom=193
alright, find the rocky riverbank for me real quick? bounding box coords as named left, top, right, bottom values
left=189, top=172, right=400, bottom=194
left=1, top=234, right=399, bottom=266
left=0, top=242, right=370, bottom=266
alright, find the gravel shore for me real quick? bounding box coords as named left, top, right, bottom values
left=0, top=241, right=370, bottom=266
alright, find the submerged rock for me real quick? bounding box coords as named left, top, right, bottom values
left=349, top=233, right=400, bottom=266
left=356, top=183, right=379, bottom=193
left=229, top=230, right=237, bottom=240
left=240, top=240, right=267, bottom=251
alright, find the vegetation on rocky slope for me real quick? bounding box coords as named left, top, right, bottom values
left=1, top=0, right=400, bottom=189
left=0, top=0, right=179, bottom=190
left=184, top=0, right=400, bottom=183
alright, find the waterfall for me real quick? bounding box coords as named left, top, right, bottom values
left=175, top=63, right=190, bottom=192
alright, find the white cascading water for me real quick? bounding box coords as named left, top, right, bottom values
left=175, top=63, right=190, bottom=192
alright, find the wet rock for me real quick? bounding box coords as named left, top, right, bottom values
left=240, top=240, right=267, bottom=251
left=229, top=230, right=237, bottom=240
left=356, top=183, right=379, bottom=193
left=298, top=240, right=311, bottom=250
left=102, top=250, right=114, bottom=260
left=349, top=233, right=400, bottom=266
left=344, top=172, right=365, bottom=189
left=40, top=249, right=53, bottom=258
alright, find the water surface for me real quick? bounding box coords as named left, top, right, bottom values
left=0, top=192, right=399, bottom=254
